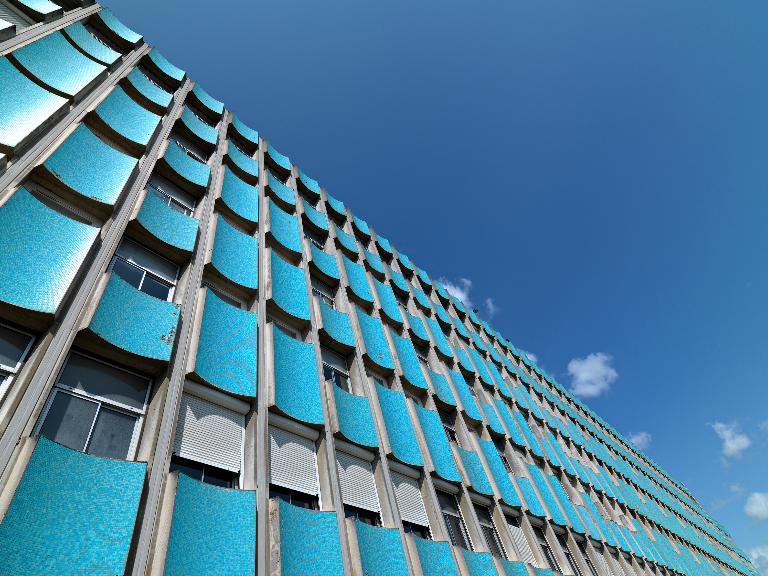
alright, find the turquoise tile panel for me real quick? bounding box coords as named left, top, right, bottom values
left=526, top=465, right=565, bottom=525
left=426, top=316, right=454, bottom=359
left=461, top=549, right=496, bottom=576
left=268, top=198, right=301, bottom=254
left=451, top=296, right=466, bottom=315
left=231, top=115, right=258, bottom=146
left=334, top=386, right=378, bottom=448
left=499, top=560, right=529, bottom=576
left=343, top=255, right=373, bottom=304
left=0, top=187, right=98, bottom=313
left=452, top=315, right=470, bottom=339
left=181, top=106, right=217, bottom=144
left=14, top=0, right=59, bottom=19
left=0, top=438, right=145, bottom=576
left=455, top=345, right=476, bottom=375
left=487, top=362, right=512, bottom=399
left=272, top=325, right=323, bottom=425
left=532, top=569, right=555, bottom=576
left=376, top=383, right=422, bottom=466
left=279, top=499, right=344, bottom=576
left=457, top=446, right=493, bottom=496
left=428, top=369, right=456, bottom=407
left=302, top=198, right=328, bottom=231
left=89, top=274, right=181, bottom=361
left=414, top=405, right=461, bottom=482
left=335, top=223, right=358, bottom=254
left=389, top=329, right=427, bottom=390
left=365, top=249, right=384, bottom=276
left=467, top=308, right=481, bottom=327
left=163, top=139, right=211, bottom=188
left=576, top=504, right=601, bottom=540
left=125, top=68, right=172, bottom=110
left=547, top=475, right=585, bottom=533
left=355, top=520, right=409, bottom=576
left=434, top=303, right=451, bottom=325
left=325, top=193, right=345, bottom=219
left=148, top=49, right=185, bottom=82
left=220, top=166, right=259, bottom=224
left=267, top=170, right=296, bottom=206
left=97, top=7, right=142, bottom=45
left=413, top=536, right=458, bottom=576
left=63, top=22, right=120, bottom=66
left=11, top=31, right=106, bottom=97
left=416, top=267, right=432, bottom=288
left=388, top=267, right=409, bottom=294
left=512, top=412, right=543, bottom=457
left=298, top=170, right=320, bottom=198
left=318, top=299, right=355, bottom=347
left=470, top=332, right=487, bottom=352
left=477, top=438, right=521, bottom=507
left=514, top=476, right=546, bottom=518
left=211, top=216, right=258, bottom=290
left=435, top=283, right=449, bottom=302
left=267, top=142, right=291, bottom=171
left=493, top=400, right=526, bottom=449
left=95, top=85, right=161, bottom=149
left=137, top=189, right=198, bottom=252
left=469, top=348, right=493, bottom=386
left=376, top=234, right=392, bottom=256
left=407, top=312, right=429, bottom=342
left=352, top=214, right=370, bottom=237
left=412, top=287, right=431, bottom=310
left=194, top=289, right=257, bottom=396
left=165, top=474, right=256, bottom=576
left=398, top=252, right=414, bottom=272
left=355, top=307, right=393, bottom=370
left=310, top=244, right=339, bottom=280
left=373, top=277, right=402, bottom=325
left=271, top=251, right=310, bottom=321
left=480, top=402, right=505, bottom=435
left=44, top=124, right=137, bottom=206
left=0, top=56, right=67, bottom=151
left=448, top=369, right=481, bottom=421
left=192, top=84, right=224, bottom=115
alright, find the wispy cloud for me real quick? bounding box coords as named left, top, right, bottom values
left=711, top=484, right=745, bottom=511
left=484, top=297, right=499, bottom=318
left=745, top=493, right=768, bottom=521
left=439, top=277, right=473, bottom=308
left=567, top=352, right=618, bottom=398
left=749, top=545, right=768, bottom=576
left=711, top=422, right=751, bottom=459
left=760, top=421, right=768, bottom=433
left=521, top=350, right=538, bottom=364
left=628, top=431, right=652, bottom=450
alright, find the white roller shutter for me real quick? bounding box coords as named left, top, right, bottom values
left=336, top=450, right=380, bottom=513
left=172, top=393, right=244, bottom=472
left=595, top=551, right=612, bottom=576
left=269, top=426, right=319, bottom=495
left=391, top=472, right=428, bottom=527
left=507, top=519, right=536, bottom=565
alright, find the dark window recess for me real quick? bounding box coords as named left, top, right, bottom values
left=403, top=521, right=430, bottom=539
left=414, top=342, right=429, bottom=363
left=304, top=228, right=326, bottom=249
left=170, top=455, right=238, bottom=488
left=322, top=347, right=350, bottom=392
left=438, top=409, right=458, bottom=443
left=475, top=505, right=505, bottom=559
left=270, top=485, right=319, bottom=510
left=533, top=526, right=560, bottom=572
left=437, top=491, right=470, bottom=549
left=494, top=439, right=513, bottom=473
left=344, top=505, right=380, bottom=526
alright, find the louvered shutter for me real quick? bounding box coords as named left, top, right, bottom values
left=269, top=426, right=319, bottom=495
left=172, top=393, right=244, bottom=472
left=336, top=451, right=380, bottom=512
left=595, top=551, right=611, bottom=575
left=391, top=472, right=428, bottom=527
left=507, top=519, right=536, bottom=564
left=0, top=1, right=31, bottom=29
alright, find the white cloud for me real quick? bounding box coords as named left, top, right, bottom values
left=749, top=545, right=768, bottom=575
left=760, top=420, right=768, bottom=433
left=711, top=422, right=751, bottom=459
left=745, top=493, right=768, bottom=521
left=521, top=350, right=538, bottom=363
left=628, top=431, right=652, bottom=450
left=567, top=352, right=618, bottom=398
left=439, top=277, right=473, bottom=308
left=484, top=297, right=499, bottom=318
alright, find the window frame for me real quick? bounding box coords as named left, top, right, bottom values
left=310, top=276, right=336, bottom=308
left=474, top=504, right=506, bottom=559
left=0, top=322, right=35, bottom=401
left=322, top=346, right=351, bottom=393
left=110, top=240, right=179, bottom=302
left=437, top=490, right=472, bottom=550
left=147, top=180, right=195, bottom=216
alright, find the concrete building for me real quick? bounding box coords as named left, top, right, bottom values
left=0, top=3, right=758, bottom=575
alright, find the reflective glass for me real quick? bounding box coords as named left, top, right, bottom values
left=0, top=324, right=32, bottom=370
left=86, top=407, right=136, bottom=459
left=58, top=354, right=149, bottom=410
left=39, top=391, right=98, bottom=451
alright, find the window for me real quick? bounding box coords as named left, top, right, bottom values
left=139, top=66, right=170, bottom=92
left=0, top=323, right=34, bottom=402
left=204, top=283, right=243, bottom=308
left=391, top=472, right=430, bottom=537
left=475, top=505, right=505, bottom=559
left=506, top=515, right=536, bottom=564
left=336, top=451, right=380, bottom=525
left=171, top=390, right=245, bottom=488
left=37, top=353, right=150, bottom=460
left=110, top=238, right=179, bottom=301
left=171, top=132, right=208, bottom=163
left=494, top=438, right=513, bottom=474
left=437, top=491, right=470, bottom=549
left=438, top=408, right=458, bottom=443
left=311, top=276, right=335, bottom=308
left=414, top=342, right=429, bottom=364
left=190, top=106, right=214, bottom=127
left=270, top=317, right=299, bottom=339
left=441, top=323, right=452, bottom=338
left=304, top=228, right=326, bottom=249
left=405, top=390, right=424, bottom=407
left=147, top=175, right=196, bottom=216
left=557, top=533, right=584, bottom=576
left=322, top=347, right=350, bottom=392
left=394, top=291, right=408, bottom=307
left=269, top=426, right=320, bottom=509
left=532, top=525, right=561, bottom=572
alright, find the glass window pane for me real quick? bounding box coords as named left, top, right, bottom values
left=203, top=465, right=236, bottom=488
left=321, top=347, right=347, bottom=371
left=0, top=324, right=32, bottom=370
left=112, top=258, right=144, bottom=289
left=86, top=407, right=137, bottom=459
left=170, top=457, right=204, bottom=481
left=58, top=354, right=149, bottom=410
left=38, top=391, right=98, bottom=452
left=444, top=514, right=469, bottom=549
left=117, top=238, right=178, bottom=284
left=140, top=274, right=172, bottom=301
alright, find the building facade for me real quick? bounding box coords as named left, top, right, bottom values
left=0, top=3, right=757, bottom=575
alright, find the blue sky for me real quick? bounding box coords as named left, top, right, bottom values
left=105, top=0, right=768, bottom=567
